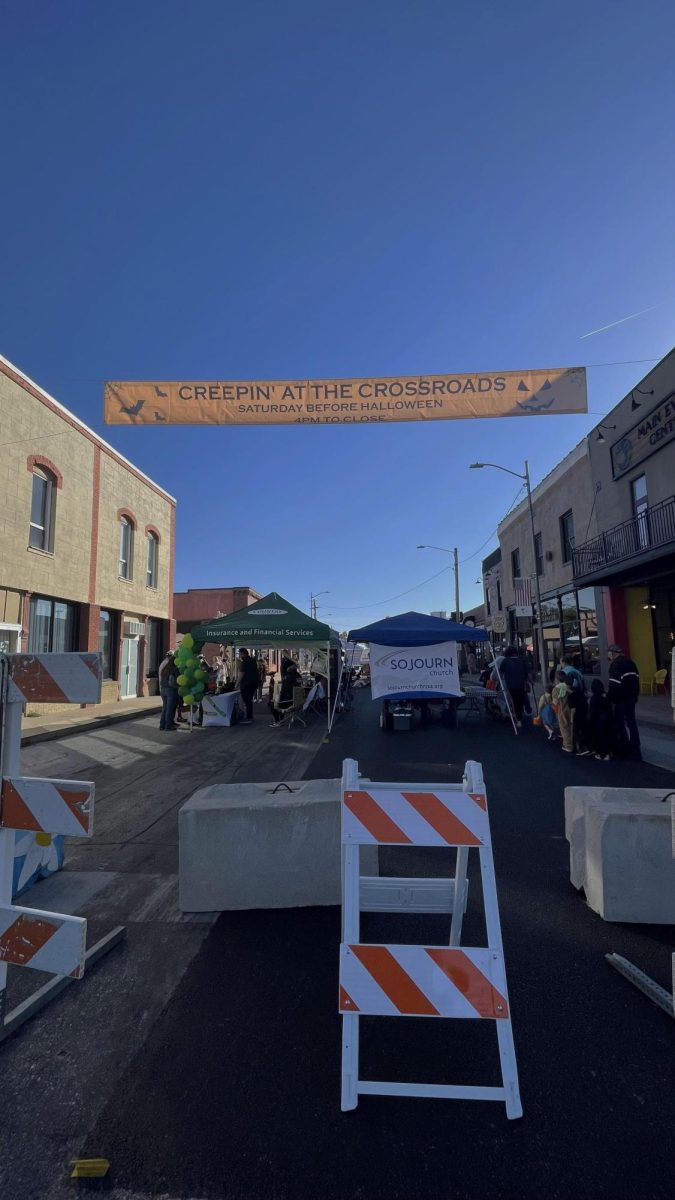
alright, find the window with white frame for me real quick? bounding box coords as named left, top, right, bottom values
left=29, top=467, right=56, bottom=552
left=146, top=531, right=159, bottom=588
left=119, top=517, right=134, bottom=579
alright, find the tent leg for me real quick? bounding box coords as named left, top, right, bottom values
left=325, top=640, right=332, bottom=739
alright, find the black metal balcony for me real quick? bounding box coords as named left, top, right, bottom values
left=572, top=494, right=675, bottom=579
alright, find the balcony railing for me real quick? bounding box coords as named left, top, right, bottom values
left=572, top=494, right=675, bottom=578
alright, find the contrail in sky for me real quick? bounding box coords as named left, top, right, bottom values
left=580, top=305, right=658, bottom=339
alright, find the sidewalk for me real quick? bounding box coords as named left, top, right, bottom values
left=465, top=673, right=675, bottom=773
left=20, top=695, right=162, bottom=746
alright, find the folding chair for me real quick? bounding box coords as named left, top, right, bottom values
left=278, top=686, right=307, bottom=729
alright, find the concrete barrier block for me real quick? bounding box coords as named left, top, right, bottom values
left=564, top=786, right=675, bottom=923
left=179, top=778, right=378, bottom=912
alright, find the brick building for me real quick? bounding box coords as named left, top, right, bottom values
left=174, top=587, right=285, bottom=673
left=173, top=587, right=261, bottom=634
left=0, top=354, right=176, bottom=709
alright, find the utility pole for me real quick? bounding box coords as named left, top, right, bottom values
left=524, top=460, right=547, bottom=682
left=469, top=459, right=547, bottom=682
left=453, top=546, right=460, bottom=623
left=310, top=591, right=329, bottom=621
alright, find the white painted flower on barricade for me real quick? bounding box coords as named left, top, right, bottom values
left=12, top=831, right=65, bottom=896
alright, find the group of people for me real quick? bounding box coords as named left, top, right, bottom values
left=158, top=648, right=216, bottom=730
left=159, top=640, right=335, bottom=732
left=536, top=644, right=641, bottom=761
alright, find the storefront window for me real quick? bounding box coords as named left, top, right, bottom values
left=145, top=618, right=161, bottom=677
left=560, top=592, right=579, bottom=665
left=52, top=601, right=76, bottom=652
left=99, top=610, right=117, bottom=679
left=28, top=597, right=78, bottom=653
left=28, top=597, right=52, bottom=653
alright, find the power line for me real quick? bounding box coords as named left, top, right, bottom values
left=328, top=564, right=451, bottom=614
left=330, top=482, right=527, bottom=615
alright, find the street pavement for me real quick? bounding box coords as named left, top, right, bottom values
left=0, top=701, right=328, bottom=1200
left=52, top=693, right=674, bottom=1200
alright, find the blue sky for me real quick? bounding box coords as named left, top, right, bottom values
left=2, top=0, right=674, bottom=630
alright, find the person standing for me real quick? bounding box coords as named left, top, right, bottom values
left=608, top=644, right=641, bottom=760
left=158, top=650, right=178, bottom=731
left=236, top=648, right=259, bottom=723
left=256, top=656, right=267, bottom=701
left=587, top=679, right=614, bottom=760
left=500, top=645, right=528, bottom=727
left=562, top=654, right=590, bottom=756
left=552, top=670, right=574, bottom=753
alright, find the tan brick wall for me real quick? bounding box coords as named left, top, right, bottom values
left=0, top=587, right=22, bottom=624
left=0, top=366, right=175, bottom=622
left=95, top=453, right=173, bottom=618
left=0, top=372, right=95, bottom=603
left=1, top=362, right=176, bottom=720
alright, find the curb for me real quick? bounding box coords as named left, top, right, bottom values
left=21, top=704, right=162, bottom=747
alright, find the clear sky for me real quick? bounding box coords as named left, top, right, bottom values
left=2, top=0, right=674, bottom=630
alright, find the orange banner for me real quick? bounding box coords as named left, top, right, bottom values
left=104, top=367, right=587, bottom=427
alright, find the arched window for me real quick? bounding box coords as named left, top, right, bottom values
left=119, top=516, right=135, bottom=580
left=146, top=531, right=159, bottom=589
left=29, top=466, right=56, bottom=552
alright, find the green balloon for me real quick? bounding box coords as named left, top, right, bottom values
left=184, top=694, right=194, bottom=705
left=194, top=669, right=205, bottom=681
left=186, top=657, right=197, bottom=669
left=177, top=674, right=188, bottom=685
left=178, top=686, right=189, bottom=697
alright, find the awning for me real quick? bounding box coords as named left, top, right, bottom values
left=348, top=610, right=489, bottom=647
left=192, top=592, right=340, bottom=649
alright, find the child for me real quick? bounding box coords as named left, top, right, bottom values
left=552, top=670, right=574, bottom=753
left=538, top=687, right=558, bottom=740
left=588, top=679, right=614, bottom=760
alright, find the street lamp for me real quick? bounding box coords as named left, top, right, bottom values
left=469, top=460, right=546, bottom=681
left=417, top=544, right=460, bottom=622
left=310, top=590, right=329, bottom=620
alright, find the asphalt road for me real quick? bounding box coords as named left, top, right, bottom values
left=0, top=704, right=328, bottom=1200
left=75, top=694, right=675, bottom=1200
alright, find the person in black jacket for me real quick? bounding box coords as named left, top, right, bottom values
left=587, top=679, right=614, bottom=760
left=236, top=648, right=260, bottom=723
left=500, top=645, right=528, bottom=727
left=607, top=644, right=641, bottom=760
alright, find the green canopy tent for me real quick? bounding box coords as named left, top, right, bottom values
left=191, top=592, right=339, bottom=732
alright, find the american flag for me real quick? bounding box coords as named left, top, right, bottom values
left=514, top=577, right=533, bottom=607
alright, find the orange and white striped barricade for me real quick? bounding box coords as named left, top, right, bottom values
left=0, top=653, right=101, bottom=999
left=6, top=652, right=101, bottom=706
left=340, top=757, right=522, bottom=1117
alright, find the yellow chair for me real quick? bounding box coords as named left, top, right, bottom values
left=651, top=669, right=668, bottom=696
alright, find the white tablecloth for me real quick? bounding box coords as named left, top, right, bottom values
left=201, top=690, right=241, bottom=727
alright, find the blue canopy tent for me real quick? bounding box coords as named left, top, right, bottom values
left=347, top=611, right=490, bottom=648
left=343, top=610, right=506, bottom=731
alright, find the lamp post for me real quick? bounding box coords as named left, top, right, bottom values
left=469, top=460, right=546, bottom=682
left=310, top=590, right=329, bottom=620
left=417, top=544, right=460, bottom=621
